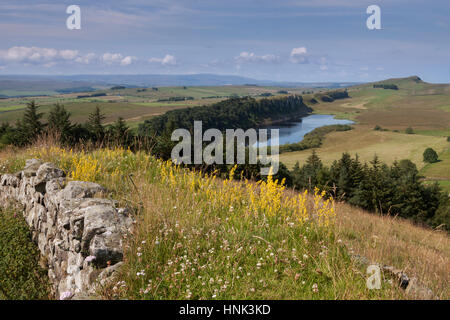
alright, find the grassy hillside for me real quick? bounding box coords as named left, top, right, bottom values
left=309, top=76, right=450, bottom=135
left=280, top=126, right=448, bottom=169
left=283, top=76, right=450, bottom=191
left=0, top=145, right=448, bottom=299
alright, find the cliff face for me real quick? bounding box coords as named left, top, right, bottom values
left=0, top=159, right=133, bottom=300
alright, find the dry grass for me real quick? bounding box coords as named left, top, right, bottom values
left=335, top=201, right=449, bottom=299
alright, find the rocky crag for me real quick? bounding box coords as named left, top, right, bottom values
left=0, top=159, right=133, bottom=300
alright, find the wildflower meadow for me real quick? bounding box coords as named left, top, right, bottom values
left=0, top=146, right=404, bottom=299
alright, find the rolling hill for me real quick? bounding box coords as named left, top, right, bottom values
left=281, top=76, right=450, bottom=191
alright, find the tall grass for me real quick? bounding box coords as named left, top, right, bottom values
left=0, top=145, right=404, bottom=299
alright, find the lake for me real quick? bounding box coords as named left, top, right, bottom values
left=255, top=114, right=354, bottom=147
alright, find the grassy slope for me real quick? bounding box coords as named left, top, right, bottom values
left=282, top=77, right=450, bottom=190
left=280, top=126, right=448, bottom=169
left=335, top=201, right=449, bottom=298
left=309, top=76, right=450, bottom=133
left=1, top=145, right=448, bottom=299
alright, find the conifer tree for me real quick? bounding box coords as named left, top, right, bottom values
left=87, top=106, right=105, bottom=142
left=48, top=103, right=73, bottom=143
left=20, top=100, right=44, bottom=143
left=109, top=117, right=129, bottom=146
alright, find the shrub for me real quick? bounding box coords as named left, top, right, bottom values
left=405, top=127, right=414, bottom=134
left=423, top=148, right=439, bottom=163
left=0, top=208, right=50, bottom=299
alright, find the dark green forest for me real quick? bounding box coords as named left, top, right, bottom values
left=138, top=95, right=311, bottom=136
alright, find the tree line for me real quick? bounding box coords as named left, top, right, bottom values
left=314, top=90, right=349, bottom=102
left=290, top=151, right=449, bottom=230
left=0, top=101, right=131, bottom=147
left=373, top=84, right=399, bottom=90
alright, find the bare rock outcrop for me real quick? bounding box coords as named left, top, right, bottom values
left=0, top=159, right=133, bottom=300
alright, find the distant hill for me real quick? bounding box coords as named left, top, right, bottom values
left=353, top=75, right=450, bottom=95
left=0, top=74, right=360, bottom=97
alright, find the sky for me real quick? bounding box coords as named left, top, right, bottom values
left=0, top=0, right=449, bottom=82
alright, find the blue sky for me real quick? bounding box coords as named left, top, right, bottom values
left=0, top=0, right=449, bottom=82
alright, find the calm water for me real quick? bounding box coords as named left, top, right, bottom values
left=255, top=114, right=354, bottom=147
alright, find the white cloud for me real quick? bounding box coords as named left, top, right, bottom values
left=235, top=51, right=279, bottom=64
left=0, top=46, right=82, bottom=66
left=102, top=52, right=124, bottom=63
left=290, top=47, right=308, bottom=64
left=59, top=50, right=79, bottom=60
left=0, top=46, right=60, bottom=63
left=0, top=46, right=141, bottom=68
left=120, top=56, right=136, bottom=66
left=101, top=52, right=137, bottom=66
left=149, top=54, right=177, bottom=66
left=75, top=53, right=96, bottom=64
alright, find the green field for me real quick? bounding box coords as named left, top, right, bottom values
left=420, top=148, right=450, bottom=192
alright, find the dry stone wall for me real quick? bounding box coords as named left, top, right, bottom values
left=0, top=159, right=133, bottom=300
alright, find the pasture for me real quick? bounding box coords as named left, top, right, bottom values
left=279, top=125, right=448, bottom=169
